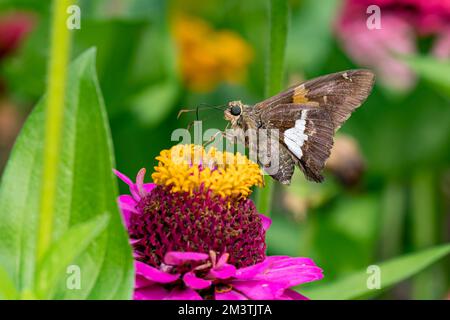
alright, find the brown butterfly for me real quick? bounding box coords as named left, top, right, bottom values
left=223, top=69, right=375, bottom=185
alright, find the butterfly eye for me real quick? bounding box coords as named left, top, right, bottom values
left=230, top=105, right=241, bottom=116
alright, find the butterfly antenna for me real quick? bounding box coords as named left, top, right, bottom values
left=177, top=104, right=228, bottom=120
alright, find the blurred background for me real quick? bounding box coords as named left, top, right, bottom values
left=0, top=0, right=449, bottom=299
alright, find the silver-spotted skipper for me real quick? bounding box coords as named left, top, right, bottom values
left=223, top=70, right=375, bottom=185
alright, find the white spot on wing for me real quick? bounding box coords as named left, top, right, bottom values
left=284, top=110, right=309, bottom=159
left=342, top=72, right=352, bottom=82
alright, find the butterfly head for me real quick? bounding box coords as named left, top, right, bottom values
left=224, top=100, right=245, bottom=125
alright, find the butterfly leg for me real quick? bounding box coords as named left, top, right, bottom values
left=203, top=130, right=225, bottom=148
left=203, top=124, right=230, bottom=148
left=186, top=120, right=197, bottom=131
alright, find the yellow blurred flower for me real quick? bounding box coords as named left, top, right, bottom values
left=173, top=15, right=253, bottom=92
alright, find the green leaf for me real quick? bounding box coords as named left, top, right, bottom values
left=287, top=0, right=340, bottom=73
left=35, top=215, right=109, bottom=299
left=0, top=49, right=133, bottom=299
left=0, top=266, right=18, bottom=300
left=302, top=243, right=450, bottom=300
left=403, top=55, right=450, bottom=97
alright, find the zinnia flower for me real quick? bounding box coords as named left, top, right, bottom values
left=337, top=0, right=450, bottom=91
left=114, top=144, right=323, bottom=300
left=173, top=15, right=253, bottom=92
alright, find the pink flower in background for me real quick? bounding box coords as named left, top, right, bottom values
left=0, top=12, right=34, bottom=60
left=113, top=145, right=323, bottom=300
left=433, top=29, right=450, bottom=59
left=337, top=0, right=450, bottom=91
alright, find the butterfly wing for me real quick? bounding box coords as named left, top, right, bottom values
left=255, top=69, right=375, bottom=130
left=256, top=69, right=375, bottom=183
left=261, top=104, right=334, bottom=182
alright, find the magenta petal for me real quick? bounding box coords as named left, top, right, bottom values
left=118, top=195, right=137, bottom=211
left=209, top=263, right=236, bottom=280
left=143, top=183, right=156, bottom=193
left=113, top=169, right=140, bottom=201
left=136, top=168, right=147, bottom=198
left=183, top=272, right=212, bottom=290
left=117, top=195, right=138, bottom=228
left=113, top=169, right=133, bottom=187
left=135, top=261, right=179, bottom=284
left=134, top=285, right=170, bottom=300
left=259, top=214, right=272, bottom=231
left=234, top=260, right=270, bottom=279
left=280, top=289, right=309, bottom=300
left=232, top=280, right=286, bottom=300
left=130, top=238, right=142, bottom=245
left=216, top=253, right=229, bottom=267
left=215, top=290, right=248, bottom=300
left=166, top=287, right=203, bottom=300
left=259, top=256, right=323, bottom=286
left=135, top=274, right=154, bottom=289
left=164, top=251, right=209, bottom=266
left=235, top=256, right=323, bottom=287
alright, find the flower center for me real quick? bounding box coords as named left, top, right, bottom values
left=129, top=185, right=266, bottom=270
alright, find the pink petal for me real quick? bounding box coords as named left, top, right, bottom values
left=113, top=169, right=140, bottom=201
left=215, top=290, right=248, bottom=300
left=183, top=272, right=212, bottom=290
left=235, top=256, right=323, bottom=287
left=143, top=183, right=156, bottom=193
left=259, top=214, right=272, bottom=231
left=166, top=287, right=203, bottom=300
left=209, top=263, right=236, bottom=280
left=164, top=251, right=209, bottom=266
left=216, top=253, right=229, bottom=267
left=231, top=280, right=286, bottom=300
left=259, top=256, right=323, bottom=286
left=134, top=285, right=170, bottom=300
left=118, top=195, right=138, bottom=212
left=135, top=274, right=154, bottom=289
left=280, top=289, right=309, bottom=300
left=265, top=256, right=316, bottom=268
left=234, top=260, right=270, bottom=279
left=136, top=168, right=147, bottom=198
left=117, top=195, right=137, bottom=229
left=135, top=261, right=179, bottom=284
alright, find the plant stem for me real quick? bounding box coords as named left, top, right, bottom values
left=37, top=0, right=75, bottom=262
left=256, top=0, right=288, bottom=215
left=411, top=170, right=444, bottom=299
left=379, top=180, right=406, bottom=259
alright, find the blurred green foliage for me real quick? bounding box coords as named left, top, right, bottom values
left=0, top=50, right=133, bottom=299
